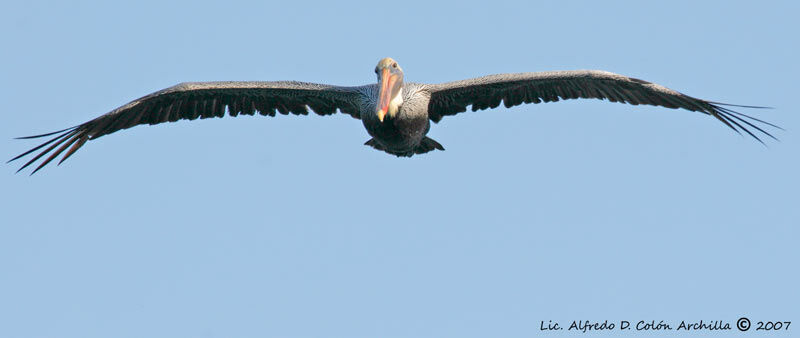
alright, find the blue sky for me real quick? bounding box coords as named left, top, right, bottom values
left=1, top=1, right=797, bottom=337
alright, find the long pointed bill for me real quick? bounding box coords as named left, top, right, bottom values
left=377, top=68, right=396, bottom=122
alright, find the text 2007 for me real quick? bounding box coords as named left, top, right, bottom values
left=756, top=321, right=790, bottom=331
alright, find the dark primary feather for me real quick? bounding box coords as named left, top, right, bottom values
left=9, top=81, right=364, bottom=174
left=426, top=70, right=779, bottom=142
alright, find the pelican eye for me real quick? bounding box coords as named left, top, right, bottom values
left=374, top=68, right=378, bottom=74
left=392, top=63, right=398, bottom=68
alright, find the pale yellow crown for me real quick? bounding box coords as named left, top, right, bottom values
left=375, top=57, right=401, bottom=71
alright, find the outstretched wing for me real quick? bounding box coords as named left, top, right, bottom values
left=426, top=70, right=778, bottom=140
left=10, top=81, right=366, bottom=174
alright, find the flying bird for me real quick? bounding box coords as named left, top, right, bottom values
left=10, top=57, right=779, bottom=174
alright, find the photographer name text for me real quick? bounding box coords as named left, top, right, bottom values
left=540, top=318, right=790, bottom=333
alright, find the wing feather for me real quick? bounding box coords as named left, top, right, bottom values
left=11, top=81, right=365, bottom=174
left=426, top=70, right=777, bottom=141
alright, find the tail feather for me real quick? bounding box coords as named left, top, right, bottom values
left=415, top=136, right=445, bottom=154
left=364, top=137, right=445, bottom=157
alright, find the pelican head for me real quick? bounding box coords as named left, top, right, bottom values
left=375, top=57, right=404, bottom=122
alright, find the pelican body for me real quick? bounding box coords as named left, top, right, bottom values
left=11, top=57, right=778, bottom=174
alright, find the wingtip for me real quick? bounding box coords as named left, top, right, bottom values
left=706, top=101, right=782, bottom=145
left=9, top=129, right=80, bottom=175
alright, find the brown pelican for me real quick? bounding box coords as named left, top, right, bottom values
left=10, top=57, right=778, bottom=174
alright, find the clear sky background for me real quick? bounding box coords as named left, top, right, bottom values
left=1, top=1, right=797, bottom=337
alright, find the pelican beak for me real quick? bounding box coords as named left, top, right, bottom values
left=377, top=68, right=397, bottom=122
